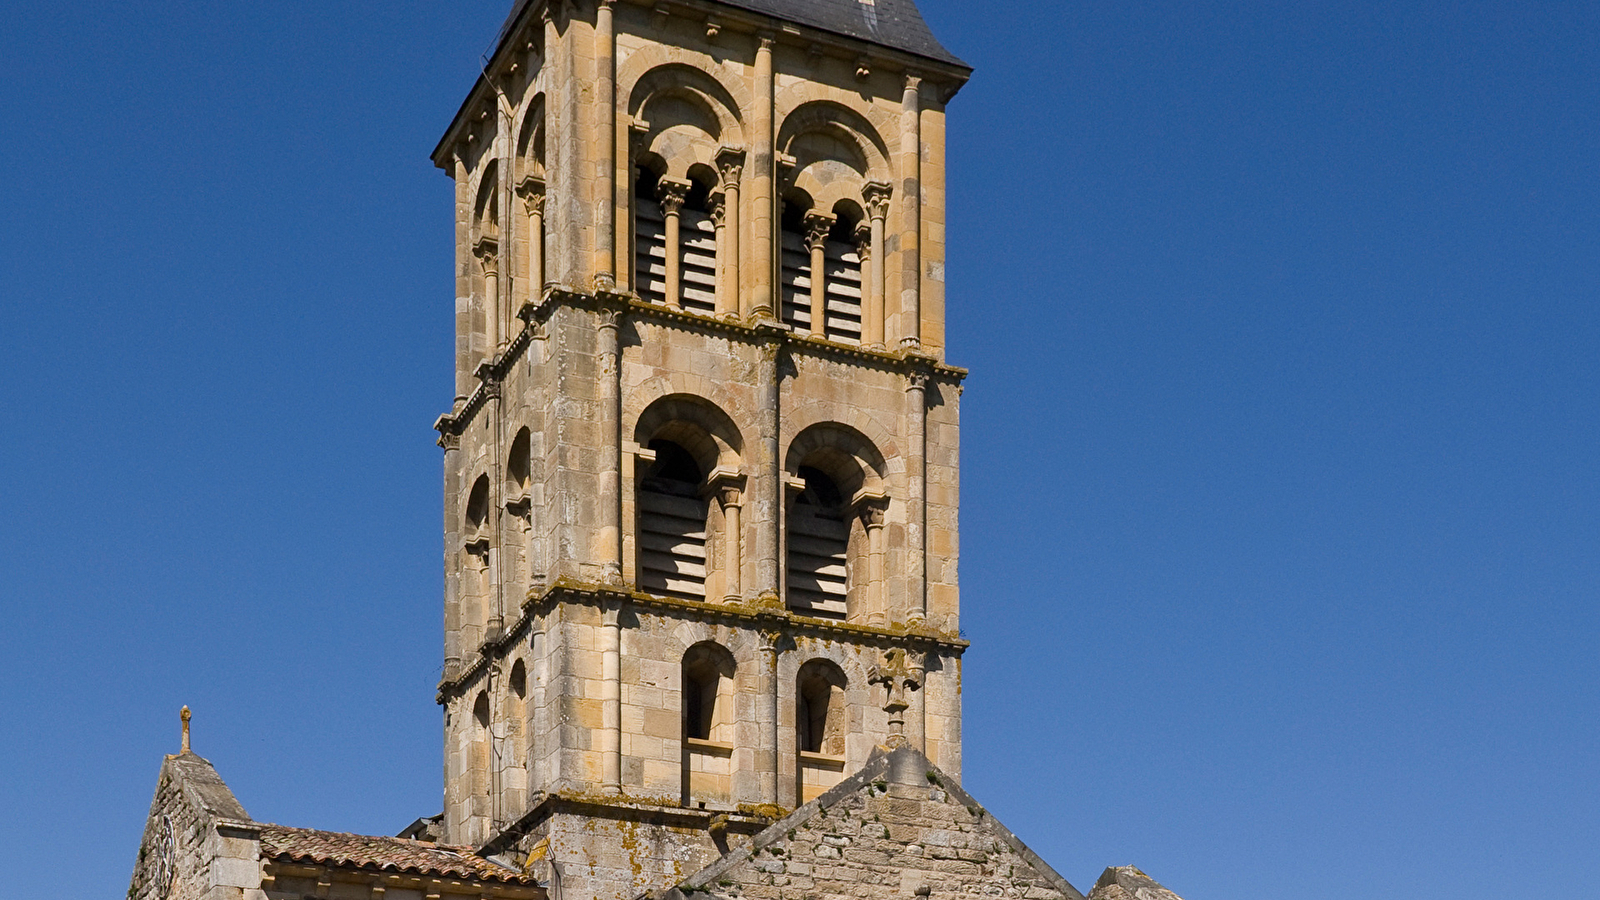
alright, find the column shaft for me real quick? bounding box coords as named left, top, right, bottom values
left=664, top=205, right=682, bottom=308
left=906, top=375, right=927, bottom=623
left=723, top=180, right=741, bottom=316
left=597, top=310, right=622, bottom=580
left=595, top=0, right=616, bottom=286
left=600, top=604, right=621, bottom=792
left=898, top=76, right=923, bottom=348
left=723, top=500, right=742, bottom=601
left=754, top=340, right=781, bottom=598
left=749, top=37, right=775, bottom=318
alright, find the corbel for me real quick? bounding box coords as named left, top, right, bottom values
left=854, top=54, right=872, bottom=81
left=704, top=16, right=721, bottom=39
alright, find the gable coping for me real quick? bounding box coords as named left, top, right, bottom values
left=660, top=744, right=1086, bottom=900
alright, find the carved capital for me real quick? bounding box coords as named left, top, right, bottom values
left=854, top=223, right=872, bottom=259
left=516, top=177, right=546, bottom=215
left=863, top=182, right=892, bottom=219
left=473, top=237, right=500, bottom=275
left=707, top=192, right=726, bottom=226
left=702, top=467, right=746, bottom=508
left=656, top=178, right=690, bottom=214
left=853, top=489, right=889, bottom=528
left=803, top=212, right=835, bottom=251
left=904, top=72, right=923, bottom=94
left=715, top=147, right=745, bottom=186
left=905, top=369, right=930, bottom=393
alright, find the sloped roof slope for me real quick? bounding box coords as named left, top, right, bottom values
left=498, top=0, right=965, bottom=67
left=259, top=825, right=535, bottom=884
left=662, top=745, right=1086, bottom=900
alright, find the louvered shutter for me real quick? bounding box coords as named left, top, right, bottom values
left=638, top=482, right=708, bottom=599
left=821, top=240, right=863, bottom=344
left=780, top=229, right=812, bottom=331
left=635, top=199, right=667, bottom=305
left=786, top=504, right=849, bottom=619
left=680, top=208, right=718, bottom=314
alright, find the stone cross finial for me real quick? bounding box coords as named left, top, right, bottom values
left=869, top=649, right=920, bottom=747
left=180, top=706, right=192, bottom=754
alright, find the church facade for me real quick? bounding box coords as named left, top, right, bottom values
left=126, top=4, right=1187, bottom=900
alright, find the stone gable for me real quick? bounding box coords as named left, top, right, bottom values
left=662, top=746, right=1086, bottom=900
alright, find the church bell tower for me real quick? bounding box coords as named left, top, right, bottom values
left=430, top=1, right=970, bottom=895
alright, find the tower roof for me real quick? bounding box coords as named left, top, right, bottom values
left=498, top=0, right=966, bottom=68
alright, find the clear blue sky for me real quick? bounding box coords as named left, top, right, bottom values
left=2, top=2, right=1596, bottom=898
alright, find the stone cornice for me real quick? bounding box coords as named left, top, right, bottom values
left=432, top=0, right=971, bottom=169
left=479, top=789, right=778, bottom=859
left=436, top=582, right=967, bottom=703
left=435, top=286, right=966, bottom=442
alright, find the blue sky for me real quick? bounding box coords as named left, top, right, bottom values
left=2, top=2, right=1596, bottom=898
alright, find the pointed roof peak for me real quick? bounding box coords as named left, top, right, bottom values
left=666, top=745, right=1086, bottom=900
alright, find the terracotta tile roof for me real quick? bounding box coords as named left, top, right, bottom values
left=259, top=825, right=536, bottom=885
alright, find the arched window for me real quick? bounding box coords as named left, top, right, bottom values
left=471, top=691, right=492, bottom=824
left=779, top=195, right=814, bottom=330
left=796, top=660, right=847, bottom=801
left=681, top=642, right=736, bottom=806
left=465, top=474, right=491, bottom=535
left=506, top=429, right=532, bottom=586
left=819, top=210, right=864, bottom=344
left=786, top=466, right=849, bottom=619
left=634, top=164, right=668, bottom=304
left=635, top=166, right=718, bottom=314
left=506, top=659, right=528, bottom=810
left=638, top=439, right=708, bottom=599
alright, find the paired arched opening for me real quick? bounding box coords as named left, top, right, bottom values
left=780, top=193, right=866, bottom=343
left=635, top=161, right=720, bottom=314
left=681, top=642, right=737, bottom=807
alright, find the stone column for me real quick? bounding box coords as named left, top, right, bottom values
left=709, top=193, right=727, bottom=314
left=905, top=371, right=928, bottom=624
left=907, top=650, right=926, bottom=753
left=863, top=183, right=891, bottom=350
left=475, top=238, right=501, bottom=359
left=749, top=35, right=775, bottom=319
left=595, top=0, right=616, bottom=288
left=759, top=628, right=782, bottom=805
left=597, top=308, right=623, bottom=582
left=658, top=179, right=690, bottom=309
left=600, top=600, right=622, bottom=793
left=716, top=149, right=744, bottom=318
left=898, top=75, right=923, bottom=349
left=708, top=471, right=746, bottom=602
left=442, top=431, right=464, bottom=680
left=530, top=621, right=547, bottom=790
left=453, top=155, right=473, bottom=404
left=753, top=337, right=782, bottom=600
left=518, top=178, right=546, bottom=307
left=804, top=213, right=834, bottom=338
left=855, top=495, right=888, bottom=626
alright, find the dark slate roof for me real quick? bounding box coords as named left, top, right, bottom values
left=259, top=825, right=537, bottom=885
left=498, top=0, right=966, bottom=68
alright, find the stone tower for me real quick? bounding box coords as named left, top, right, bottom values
left=429, top=1, right=971, bottom=895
